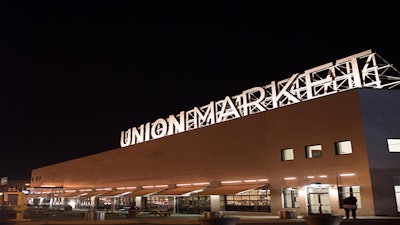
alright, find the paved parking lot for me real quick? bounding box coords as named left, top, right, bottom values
left=2, top=210, right=400, bottom=225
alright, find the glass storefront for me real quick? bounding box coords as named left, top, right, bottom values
left=225, top=186, right=271, bottom=212
left=176, top=196, right=210, bottom=214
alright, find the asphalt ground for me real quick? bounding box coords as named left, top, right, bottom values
left=2, top=211, right=399, bottom=225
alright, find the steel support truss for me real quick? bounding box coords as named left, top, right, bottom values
left=230, top=49, right=400, bottom=116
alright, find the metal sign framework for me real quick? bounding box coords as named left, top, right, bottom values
left=122, top=49, right=400, bottom=146
left=209, top=49, right=400, bottom=124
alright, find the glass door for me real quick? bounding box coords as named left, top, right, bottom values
left=306, top=185, right=331, bottom=215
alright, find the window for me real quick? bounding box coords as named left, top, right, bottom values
left=146, top=196, right=170, bottom=210
left=281, top=148, right=294, bottom=161
left=225, top=186, right=271, bottom=212
left=282, top=188, right=299, bottom=208
left=306, top=145, right=322, bottom=158
left=395, top=186, right=400, bottom=212
left=335, top=140, right=352, bottom=155
left=176, top=196, right=210, bottom=214
left=388, top=139, right=400, bottom=152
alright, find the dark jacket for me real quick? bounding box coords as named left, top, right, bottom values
left=342, top=196, right=357, bottom=209
left=342, top=196, right=357, bottom=205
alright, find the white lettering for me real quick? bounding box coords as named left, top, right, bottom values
left=120, top=50, right=396, bottom=147
left=167, top=111, right=185, bottom=135
left=216, top=96, right=241, bottom=122
left=192, top=101, right=215, bottom=129
left=120, top=130, right=131, bottom=147
left=145, top=123, right=151, bottom=142
left=132, top=124, right=145, bottom=144
left=151, top=118, right=168, bottom=139
left=240, top=87, right=266, bottom=116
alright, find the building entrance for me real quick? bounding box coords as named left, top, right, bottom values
left=306, top=184, right=331, bottom=215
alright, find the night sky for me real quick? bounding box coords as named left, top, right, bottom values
left=2, top=2, right=400, bottom=180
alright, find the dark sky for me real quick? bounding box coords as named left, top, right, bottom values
left=2, top=2, right=400, bottom=180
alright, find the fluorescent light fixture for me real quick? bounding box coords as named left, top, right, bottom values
left=40, top=185, right=57, bottom=188
left=115, top=187, right=136, bottom=190
left=177, top=184, right=191, bottom=187
left=244, top=180, right=257, bottom=183
left=142, top=186, right=154, bottom=188
left=193, top=182, right=210, bottom=186
left=339, top=173, right=355, bottom=177
left=221, top=180, right=241, bottom=184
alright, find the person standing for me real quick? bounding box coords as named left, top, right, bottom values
left=342, top=194, right=357, bottom=219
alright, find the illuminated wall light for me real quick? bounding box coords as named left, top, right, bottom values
left=257, top=179, right=268, bottom=182
left=307, top=176, right=315, bottom=179
left=193, top=182, right=210, bottom=186
left=155, top=185, right=168, bottom=188
left=284, top=177, right=296, bottom=180
left=319, top=175, right=327, bottom=178
left=244, top=180, right=257, bottom=183
left=65, top=190, right=77, bottom=193
left=221, top=180, right=241, bottom=184
left=142, top=186, right=154, bottom=189
left=97, top=188, right=112, bottom=191
left=115, top=187, right=136, bottom=190
left=340, top=173, right=355, bottom=177
left=79, top=189, right=92, bottom=192
left=177, top=184, right=191, bottom=187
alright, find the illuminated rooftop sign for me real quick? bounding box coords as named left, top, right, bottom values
left=120, top=49, right=400, bottom=147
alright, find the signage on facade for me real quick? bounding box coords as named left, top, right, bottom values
left=120, top=49, right=400, bottom=147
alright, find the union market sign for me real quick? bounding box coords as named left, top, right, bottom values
left=120, top=50, right=400, bottom=147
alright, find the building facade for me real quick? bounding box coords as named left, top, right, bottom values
left=0, top=179, right=30, bottom=206
left=27, top=50, right=400, bottom=216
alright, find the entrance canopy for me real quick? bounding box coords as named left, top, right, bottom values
left=195, top=183, right=268, bottom=195
left=28, top=193, right=52, bottom=198
left=155, top=186, right=209, bottom=196
left=83, top=191, right=110, bottom=198
left=124, top=187, right=166, bottom=197
left=57, top=191, right=87, bottom=198
left=100, top=190, right=132, bottom=197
